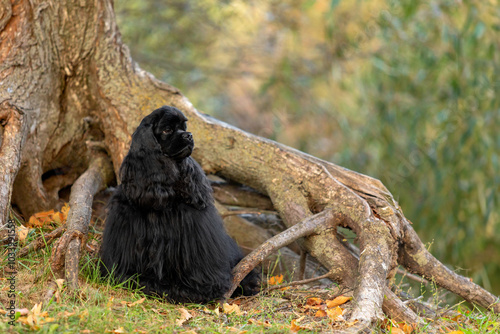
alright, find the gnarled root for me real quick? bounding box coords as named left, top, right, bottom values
left=0, top=102, right=27, bottom=227
left=45, top=150, right=113, bottom=300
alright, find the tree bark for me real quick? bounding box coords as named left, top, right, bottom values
left=1, top=0, right=498, bottom=330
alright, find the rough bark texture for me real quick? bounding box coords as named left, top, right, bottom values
left=1, top=0, right=498, bottom=330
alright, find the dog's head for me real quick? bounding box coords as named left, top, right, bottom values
left=134, top=106, right=194, bottom=160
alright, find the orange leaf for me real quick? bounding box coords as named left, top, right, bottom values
left=326, top=306, right=343, bottom=321
left=306, top=297, right=323, bottom=306
left=389, top=328, right=405, bottom=334
left=398, top=323, right=415, bottom=334
left=445, top=332, right=463, bottom=334
left=326, top=296, right=351, bottom=308
left=268, top=274, right=284, bottom=285
left=315, top=310, right=327, bottom=317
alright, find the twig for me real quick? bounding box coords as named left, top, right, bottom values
left=18, top=225, right=66, bottom=258
left=221, top=210, right=262, bottom=218
left=266, top=270, right=334, bottom=293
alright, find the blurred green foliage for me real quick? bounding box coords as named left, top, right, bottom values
left=115, top=0, right=499, bottom=293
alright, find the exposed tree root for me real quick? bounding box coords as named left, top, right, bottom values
left=212, top=182, right=274, bottom=210
left=225, top=209, right=335, bottom=299
left=400, top=223, right=500, bottom=313
left=46, top=151, right=113, bottom=298
left=216, top=201, right=331, bottom=281
left=0, top=102, right=27, bottom=227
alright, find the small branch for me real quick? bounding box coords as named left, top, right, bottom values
left=224, top=209, right=334, bottom=299
left=18, top=225, right=66, bottom=258
left=266, top=270, right=334, bottom=293
left=221, top=210, right=264, bottom=218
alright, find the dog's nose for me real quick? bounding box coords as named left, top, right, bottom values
left=182, top=132, right=192, bottom=140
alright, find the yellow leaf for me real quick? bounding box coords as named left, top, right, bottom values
left=268, top=274, right=284, bottom=285
left=445, top=331, right=464, bottom=334
left=106, top=297, right=114, bottom=309
left=60, top=203, right=70, bottom=219
left=79, top=309, right=89, bottom=320
left=175, top=307, right=193, bottom=326
left=105, top=327, right=126, bottom=333
left=17, top=225, right=30, bottom=244
left=127, top=297, right=146, bottom=307
left=326, top=296, right=351, bottom=308
left=55, top=279, right=65, bottom=290
left=290, top=319, right=312, bottom=332
left=31, top=303, right=43, bottom=317
left=390, top=328, right=405, bottom=334
left=326, top=306, right=344, bottom=321
left=223, top=303, right=243, bottom=315
left=247, top=318, right=271, bottom=327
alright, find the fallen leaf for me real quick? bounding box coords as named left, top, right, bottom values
left=55, top=278, right=65, bottom=290
left=247, top=318, right=272, bottom=327
left=290, top=319, right=312, bottom=332
left=326, top=306, right=343, bottom=321
left=17, top=225, right=30, bottom=244
left=79, top=309, right=89, bottom=320
left=398, top=323, right=415, bottom=334
left=127, top=297, right=146, bottom=307
left=445, top=331, right=463, bottom=334
left=326, top=296, right=352, bottom=308
left=31, top=303, right=43, bottom=316
left=268, top=274, right=284, bottom=285
left=15, top=308, right=30, bottom=316
left=306, top=297, right=323, bottom=306
left=390, top=328, right=405, bottom=334
left=105, top=327, right=126, bottom=333
left=175, top=307, right=193, bottom=326
left=223, top=303, right=244, bottom=315
left=315, top=309, right=327, bottom=317
left=106, top=297, right=114, bottom=309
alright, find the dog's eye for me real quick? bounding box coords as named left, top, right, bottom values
left=162, top=129, right=173, bottom=135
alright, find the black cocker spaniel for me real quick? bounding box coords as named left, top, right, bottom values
left=100, top=106, right=260, bottom=303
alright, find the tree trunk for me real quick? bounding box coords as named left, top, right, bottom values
left=1, top=0, right=498, bottom=330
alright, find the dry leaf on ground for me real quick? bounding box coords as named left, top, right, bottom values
left=175, top=307, right=193, bottom=326
left=223, top=303, right=244, bottom=315
left=268, top=274, right=284, bottom=285
left=326, top=296, right=351, bottom=308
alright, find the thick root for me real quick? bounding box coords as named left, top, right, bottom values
left=0, top=102, right=27, bottom=227
left=47, top=152, right=113, bottom=296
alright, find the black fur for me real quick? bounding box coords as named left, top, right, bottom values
left=100, top=106, right=260, bottom=303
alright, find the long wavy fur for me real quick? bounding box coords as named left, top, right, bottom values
left=100, top=106, right=260, bottom=303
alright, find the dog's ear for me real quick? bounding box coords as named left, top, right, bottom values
left=128, top=112, right=164, bottom=154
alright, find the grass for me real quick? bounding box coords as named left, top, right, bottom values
left=2, top=227, right=500, bottom=333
